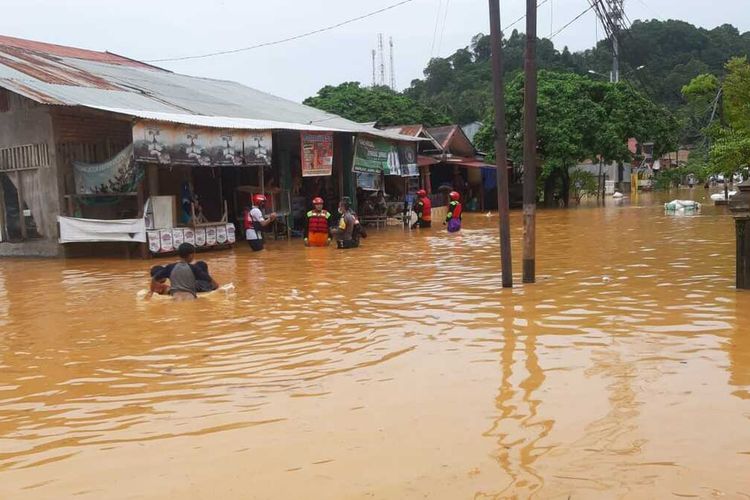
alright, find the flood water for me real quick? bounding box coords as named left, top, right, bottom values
left=1, top=190, right=749, bottom=499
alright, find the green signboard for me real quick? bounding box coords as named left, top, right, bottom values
left=352, top=136, right=399, bottom=174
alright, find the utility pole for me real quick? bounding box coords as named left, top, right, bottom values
left=488, top=0, right=513, bottom=288
left=389, top=36, right=396, bottom=90
left=592, top=0, right=625, bottom=83
left=523, top=0, right=537, bottom=284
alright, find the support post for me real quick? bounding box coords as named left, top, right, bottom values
left=523, top=0, right=537, bottom=284
left=488, top=0, right=513, bottom=288
left=13, top=172, right=27, bottom=240
left=736, top=216, right=750, bottom=289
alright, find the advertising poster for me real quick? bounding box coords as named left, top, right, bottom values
left=352, top=136, right=400, bottom=175
left=300, top=132, right=333, bottom=177
left=397, top=143, right=419, bottom=177
left=133, top=121, right=272, bottom=167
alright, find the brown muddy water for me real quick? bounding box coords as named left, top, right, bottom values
left=1, top=190, right=749, bottom=499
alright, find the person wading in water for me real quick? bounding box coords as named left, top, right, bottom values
left=413, top=189, right=432, bottom=228
left=445, top=191, right=463, bottom=233
left=244, top=194, right=276, bottom=252
left=304, top=196, right=332, bottom=247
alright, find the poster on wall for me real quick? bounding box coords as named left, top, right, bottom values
left=73, top=144, right=143, bottom=194
left=300, top=132, right=333, bottom=177
left=352, top=136, right=400, bottom=175
left=132, top=121, right=272, bottom=167
left=397, top=143, right=419, bottom=177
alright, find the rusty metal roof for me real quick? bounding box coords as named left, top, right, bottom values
left=0, top=35, right=418, bottom=141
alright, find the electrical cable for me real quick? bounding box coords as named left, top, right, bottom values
left=548, top=2, right=598, bottom=39
left=146, top=0, right=416, bottom=63
left=430, top=0, right=444, bottom=58
left=437, top=0, right=451, bottom=56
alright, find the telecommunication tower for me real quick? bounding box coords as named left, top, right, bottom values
left=378, top=33, right=386, bottom=87
left=389, top=37, right=396, bottom=90
left=371, top=49, right=377, bottom=87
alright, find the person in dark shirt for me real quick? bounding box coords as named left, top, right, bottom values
left=147, top=244, right=219, bottom=299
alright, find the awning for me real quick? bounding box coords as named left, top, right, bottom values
left=445, top=157, right=496, bottom=169
left=418, top=155, right=439, bottom=167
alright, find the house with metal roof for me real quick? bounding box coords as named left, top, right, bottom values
left=0, top=34, right=418, bottom=256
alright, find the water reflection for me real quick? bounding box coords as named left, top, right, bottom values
left=0, top=190, right=749, bottom=498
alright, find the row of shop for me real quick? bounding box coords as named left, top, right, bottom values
left=0, top=34, right=503, bottom=257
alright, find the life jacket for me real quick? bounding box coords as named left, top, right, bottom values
left=448, top=200, right=463, bottom=220
left=417, top=196, right=432, bottom=221
left=243, top=207, right=252, bottom=230
left=307, top=209, right=330, bottom=235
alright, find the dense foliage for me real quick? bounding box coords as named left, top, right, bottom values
left=474, top=71, right=678, bottom=205
left=302, top=82, right=450, bottom=127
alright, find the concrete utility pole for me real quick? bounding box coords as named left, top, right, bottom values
left=523, top=0, right=537, bottom=283
left=488, top=0, right=513, bottom=288
left=592, top=0, right=626, bottom=83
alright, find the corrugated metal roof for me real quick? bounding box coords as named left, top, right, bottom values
left=0, top=35, right=418, bottom=142
left=90, top=106, right=350, bottom=132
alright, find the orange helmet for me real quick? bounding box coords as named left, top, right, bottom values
left=449, top=191, right=460, bottom=201
left=312, top=197, right=324, bottom=205
left=252, top=193, right=267, bottom=205
left=416, top=189, right=427, bottom=197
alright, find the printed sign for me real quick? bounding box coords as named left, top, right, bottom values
left=195, top=228, right=206, bottom=247
left=216, top=225, right=228, bottom=244
left=133, top=121, right=272, bottom=167
left=353, top=136, right=400, bottom=174
left=147, top=231, right=161, bottom=253
left=397, top=143, right=419, bottom=177
left=172, top=228, right=184, bottom=247
left=159, top=229, right=174, bottom=252
left=226, top=223, right=236, bottom=244
left=300, top=132, right=333, bottom=177
left=206, top=227, right=217, bottom=246
left=183, top=227, right=196, bottom=246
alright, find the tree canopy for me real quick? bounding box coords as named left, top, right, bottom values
left=302, top=82, right=450, bottom=127
left=474, top=71, right=678, bottom=205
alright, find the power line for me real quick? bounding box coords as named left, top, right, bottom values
left=430, top=0, right=443, bottom=58
left=503, top=0, right=550, bottom=33
left=146, top=0, right=416, bottom=63
left=437, top=0, right=451, bottom=56
left=548, top=2, right=598, bottom=39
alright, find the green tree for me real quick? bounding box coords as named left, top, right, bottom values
left=475, top=71, right=678, bottom=206
left=303, top=82, right=450, bottom=127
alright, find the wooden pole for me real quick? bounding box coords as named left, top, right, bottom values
left=489, top=0, right=513, bottom=288
left=523, top=0, right=537, bottom=284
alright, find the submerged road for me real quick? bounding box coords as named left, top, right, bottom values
left=0, top=190, right=748, bottom=498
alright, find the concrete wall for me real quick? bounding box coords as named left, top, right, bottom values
left=0, top=90, right=61, bottom=256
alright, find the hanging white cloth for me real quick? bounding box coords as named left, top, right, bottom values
left=58, top=216, right=146, bottom=243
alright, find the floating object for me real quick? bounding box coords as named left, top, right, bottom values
left=136, top=283, right=235, bottom=301
left=664, top=200, right=701, bottom=212
left=710, top=191, right=737, bottom=202
left=612, top=192, right=624, bottom=199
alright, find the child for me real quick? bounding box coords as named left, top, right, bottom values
left=147, top=265, right=170, bottom=298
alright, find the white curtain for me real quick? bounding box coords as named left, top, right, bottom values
left=7, top=170, right=50, bottom=238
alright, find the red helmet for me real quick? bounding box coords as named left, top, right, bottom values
left=252, top=193, right=267, bottom=205
left=416, top=189, right=427, bottom=197
left=312, top=196, right=324, bottom=205
left=449, top=191, right=460, bottom=201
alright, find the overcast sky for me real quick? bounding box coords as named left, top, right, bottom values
left=2, top=0, right=748, bottom=102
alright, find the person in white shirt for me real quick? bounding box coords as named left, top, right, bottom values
left=243, top=194, right=276, bottom=252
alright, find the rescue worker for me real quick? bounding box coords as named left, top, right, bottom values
left=244, top=194, right=276, bottom=252
left=413, top=189, right=432, bottom=228
left=445, top=191, right=463, bottom=233
left=332, top=197, right=361, bottom=249
left=305, top=196, right=332, bottom=247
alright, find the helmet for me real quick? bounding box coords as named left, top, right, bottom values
left=312, top=197, right=324, bottom=205
left=449, top=191, right=460, bottom=201
left=252, top=193, right=267, bottom=205
left=416, top=189, right=427, bottom=197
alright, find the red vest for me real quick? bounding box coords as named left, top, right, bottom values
left=418, top=196, right=432, bottom=221
left=449, top=200, right=462, bottom=219
left=307, top=210, right=330, bottom=234
left=243, top=208, right=252, bottom=230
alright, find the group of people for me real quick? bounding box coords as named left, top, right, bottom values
left=146, top=190, right=462, bottom=300
left=243, top=194, right=368, bottom=251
